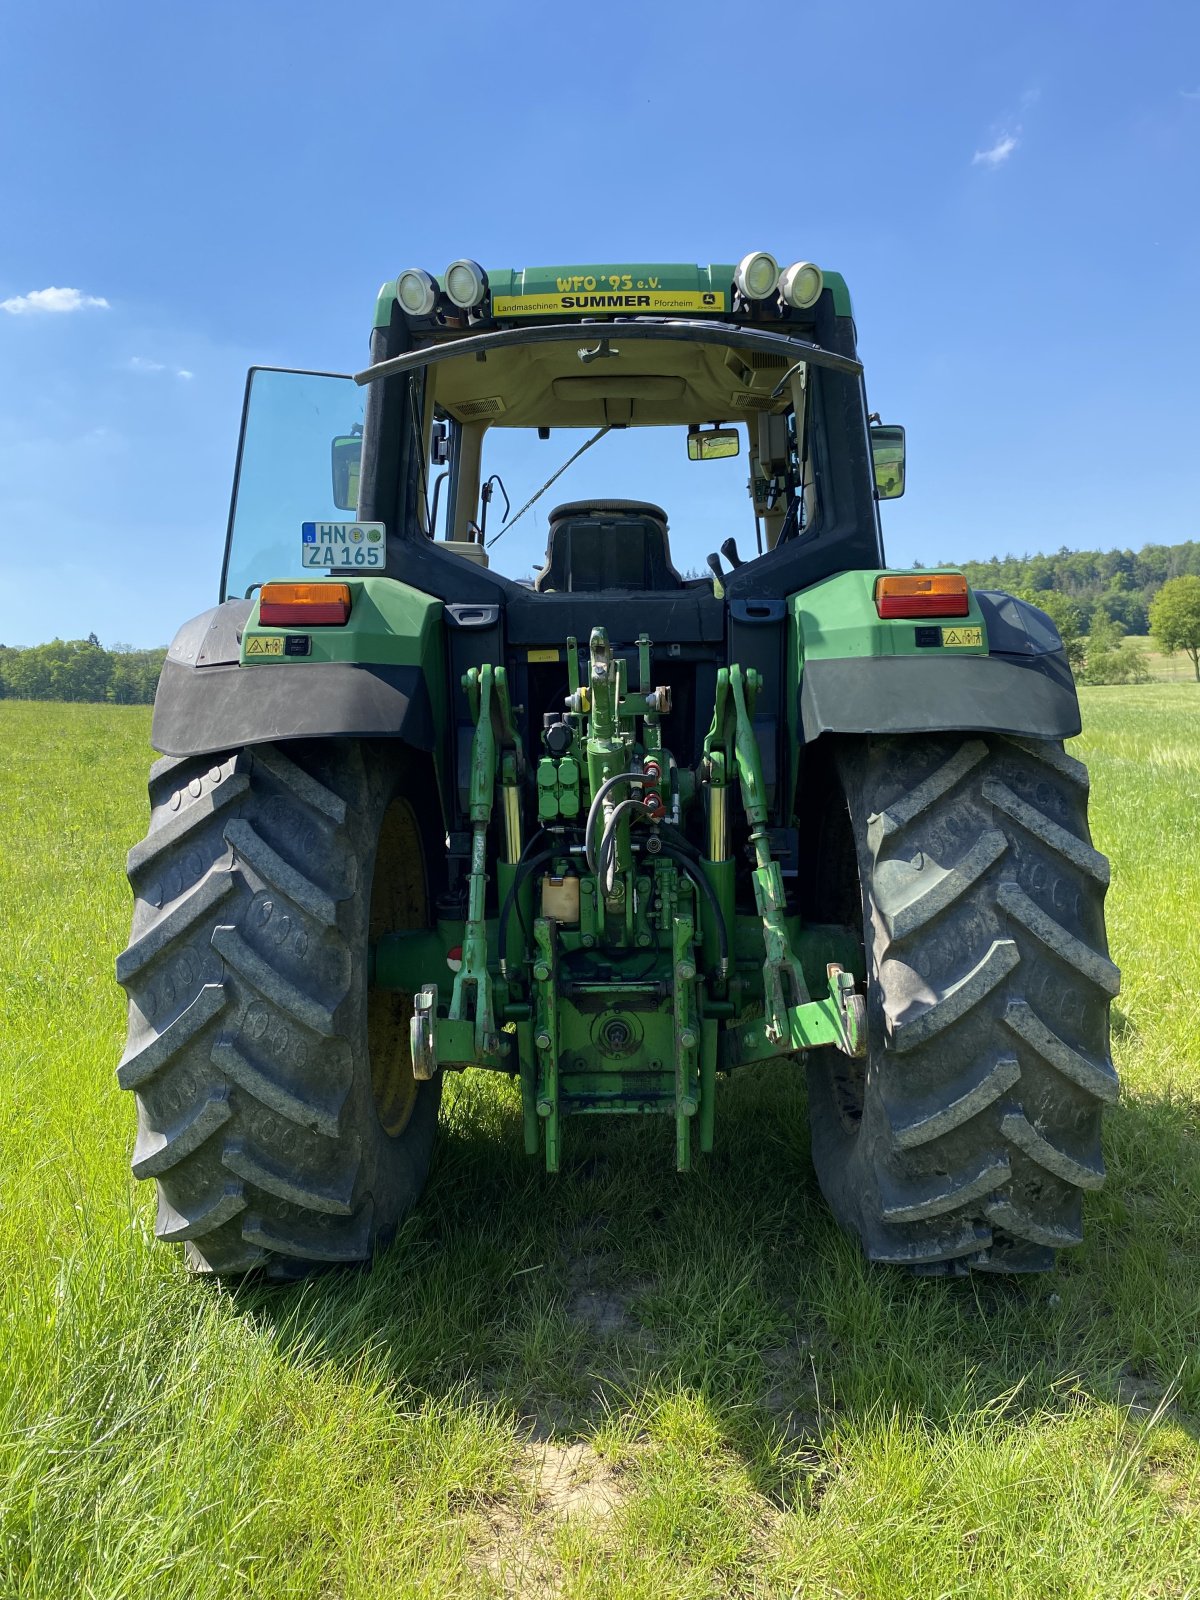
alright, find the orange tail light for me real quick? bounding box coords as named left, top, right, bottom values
left=258, top=582, right=352, bottom=626
left=875, top=573, right=969, bottom=619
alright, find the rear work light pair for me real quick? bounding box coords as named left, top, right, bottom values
left=396, top=259, right=488, bottom=315
left=733, top=252, right=823, bottom=309
left=258, top=583, right=352, bottom=626
left=874, top=574, right=969, bottom=619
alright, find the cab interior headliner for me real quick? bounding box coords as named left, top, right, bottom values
left=431, top=336, right=794, bottom=429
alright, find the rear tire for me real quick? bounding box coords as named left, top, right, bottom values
left=807, top=733, right=1119, bottom=1274
left=116, top=740, right=442, bottom=1278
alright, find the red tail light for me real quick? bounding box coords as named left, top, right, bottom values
left=875, top=573, right=969, bottom=619
left=258, top=582, right=352, bottom=626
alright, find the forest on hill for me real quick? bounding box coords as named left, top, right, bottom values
left=946, top=539, right=1200, bottom=636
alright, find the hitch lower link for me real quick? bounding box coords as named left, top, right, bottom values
left=409, top=663, right=520, bottom=1082
left=707, top=664, right=867, bottom=1069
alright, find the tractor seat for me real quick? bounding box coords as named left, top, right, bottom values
left=534, top=499, right=685, bottom=593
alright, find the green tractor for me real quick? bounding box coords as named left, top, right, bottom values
left=116, top=253, right=1119, bottom=1278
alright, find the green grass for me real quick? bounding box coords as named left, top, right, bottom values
left=1, top=694, right=1198, bottom=1599
left=1118, top=635, right=1200, bottom=683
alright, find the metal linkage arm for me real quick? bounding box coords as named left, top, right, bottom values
left=725, top=664, right=812, bottom=1040
left=705, top=664, right=865, bottom=1063
left=449, top=663, right=519, bottom=1061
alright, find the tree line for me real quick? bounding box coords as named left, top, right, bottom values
left=933, top=539, right=1200, bottom=683
left=0, top=636, right=166, bottom=704
left=948, top=539, right=1200, bottom=637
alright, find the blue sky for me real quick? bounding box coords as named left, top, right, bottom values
left=1, top=1, right=1197, bottom=646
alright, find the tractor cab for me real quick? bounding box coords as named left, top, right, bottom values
left=219, top=254, right=896, bottom=610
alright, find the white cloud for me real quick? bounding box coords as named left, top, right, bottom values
left=126, top=356, right=195, bottom=380
left=972, top=131, right=1019, bottom=168
left=1, top=286, right=110, bottom=316
left=1182, top=86, right=1200, bottom=101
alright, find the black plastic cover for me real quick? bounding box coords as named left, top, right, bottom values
left=798, top=649, right=1080, bottom=743
left=974, top=590, right=1068, bottom=655
left=152, top=656, right=434, bottom=757
left=506, top=589, right=724, bottom=646
left=165, top=599, right=253, bottom=669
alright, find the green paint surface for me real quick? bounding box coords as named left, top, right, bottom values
left=373, top=261, right=853, bottom=326
left=788, top=569, right=988, bottom=665
left=240, top=573, right=447, bottom=772
left=240, top=575, right=442, bottom=669
left=783, top=568, right=989, bottom=807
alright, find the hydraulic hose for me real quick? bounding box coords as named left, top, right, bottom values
left=595, top=797, right=650, bottom=896
left=498, top=839, right=729, bottom=981
left=496, top=839, right=555, bottom=977
left=498, top=798, right=729, bottom=979
left=656, top=820, right=703, bottom=860
left=583, top=769, right=644, bottom=875
left=654, top=843, right=731, bottom=977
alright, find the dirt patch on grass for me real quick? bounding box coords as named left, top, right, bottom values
left=759, top=1339, right=823, bottom=1438
left=1114, top=1369, right=1170, bottom=1417
left=1148, top=1464, right=1200, bottom=1514
left=566, top=1287, right=635, bottom=1338
left=561, top=1241, right=659, bottom=1346
left=477, top=1439, right=631, bottom=1596
left=530, top=1440, right=625, bottom=1521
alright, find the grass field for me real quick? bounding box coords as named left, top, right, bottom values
left=1119, top=636, right=1198, bottom=683
left=1, top=690, right=1198, bottom=1599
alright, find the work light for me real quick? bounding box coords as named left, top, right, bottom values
left=780, top=261, right=824, bottom=310
left=396, top=268, right=439, bottom=317
left=444, top=259, right=488, bottom=309
left=734, top=251, right=779, bottom=300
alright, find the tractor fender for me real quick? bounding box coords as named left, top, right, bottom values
left=151, top=599, right=436, bottom=758
left=796, top=589, right=1082, bottom=743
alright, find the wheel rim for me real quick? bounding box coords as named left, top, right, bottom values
left=827, top=1051, right=866, bottom=1135
left=368, top=795, right=427, bottom=1137
left=810, top=783, right=869, bottom=1138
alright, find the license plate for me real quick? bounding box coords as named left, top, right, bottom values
left=301, top=521, right=386, bottom=570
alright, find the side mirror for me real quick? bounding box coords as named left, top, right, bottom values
left=687, top=426, right=740, bottom=462
left=430, top=419, right=451, bottom=466
left=330, top=433, right=362, bottom=511
left=871, top=424, right=906, bottom=499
